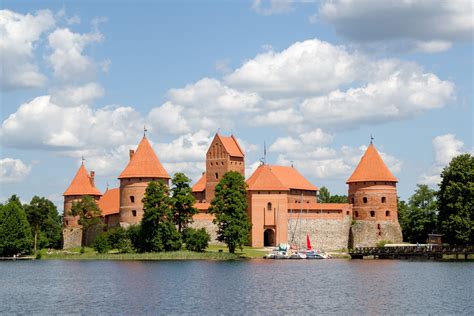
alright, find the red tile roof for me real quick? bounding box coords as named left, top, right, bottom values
left=247, top=164, right=318, bottom=191
left=64, top=163, right=102, bottom=196
left=194, top=202, right=211, bottom=211
left=217, top=134, right=244, bottom=158
left=346, top=144, right=398, bottom=183
left=118, top=136, right=170, bottom=179
left=192, top=173, right=206, bottom=192
left=98, top=188, right=120, bottom=216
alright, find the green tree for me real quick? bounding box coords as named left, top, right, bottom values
left=437, top=154, right=474, bottom=244
left=402, top=185, right=438, bottom=243
left=171, top=172, right=198, bottom=233
left=25, top=196, right=61, bottom=254
left=182, top=227, right=211, bottom=252
left=138, top=181, right=181, bottom=252
left=397, top=198, right=409, bottom=237
left=209, top=171, right=251, bottom=253
left=93, top=233, right=110, bottom=254
left=71, top=195, right=103, bottom=247
left=0, top=198, right=33, bottom=256
left=317, top=186, right=347, bottom=203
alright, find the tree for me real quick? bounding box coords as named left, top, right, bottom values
left=0, top=198, right=32, bottom=256
left=138, top=181, right=181, bottom=252
left=171, top=172, right=198, bottom=233
left=209, top=171, right=251, bottom=253
left=317, top=186, right=348, bottom=203
left=71, top=195, right=103, bottom=247
left=401, top=185, right=438, bottom=243
left=25, top=196, right=61, bottom=254
left=182, top=227, right=211, bottom=252
left=437, top=154, right=474, bottom=244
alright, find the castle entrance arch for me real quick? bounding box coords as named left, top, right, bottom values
left=264, top=228, right=275, bottom=247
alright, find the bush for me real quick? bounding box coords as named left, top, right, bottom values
left=106, top=227, right=132, bottom=253
left=93, top=234, right=110, bottom=254
left=36, top=252, right=42, bottom=260
left=80, top=247, right=85, bottom=254
left=376, top=240, right=391, bottom=248
left=183, top=228, right=210, bottom=252
left=127, top=225, right=141, bottom=251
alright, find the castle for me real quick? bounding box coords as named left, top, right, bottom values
left=62, top=133, right=403, bottom=249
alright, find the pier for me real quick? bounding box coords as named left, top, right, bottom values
left=349, top=245, right=474, bottom=260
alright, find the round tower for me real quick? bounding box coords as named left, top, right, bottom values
left=347, top=143, right=402, bottom=247
left=63, top=162, right=102, bottom=248
left=118, top=136, right=170, bottom=226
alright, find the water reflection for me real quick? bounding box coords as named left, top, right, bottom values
left=0, top=260, right=472, bottom=314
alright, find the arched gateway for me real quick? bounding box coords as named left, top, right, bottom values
left=264, top=229, right=275, bottom=247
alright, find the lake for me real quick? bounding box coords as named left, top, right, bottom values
left=1, top=260, right=473, bottom=314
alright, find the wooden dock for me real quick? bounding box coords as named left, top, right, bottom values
left=349, top=245, right=474, bottom=260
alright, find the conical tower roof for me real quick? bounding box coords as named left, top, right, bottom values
left=247, top=164, right=318, bottom=191
left=118, top=136, right=170, bottom=179
left=64, top=163, right=102, bottom=196
left=346, top=144, right=397, bottom=184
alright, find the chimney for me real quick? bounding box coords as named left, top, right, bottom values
left=90, top=171, right=95, bottom=185
left=129, top=149, right=135, bottom=160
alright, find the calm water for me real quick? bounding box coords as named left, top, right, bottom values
left=1, top=259, right=473, bottom=315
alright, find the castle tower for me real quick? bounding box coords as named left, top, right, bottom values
left=118, top=136, right=170, bottom=226
left=63, top=162, right=102, bottom=248
left=203, top=133, right=245, bottom=202
left=347, top=143, right=402, bottom=247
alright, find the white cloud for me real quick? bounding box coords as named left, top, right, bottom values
left=148, top=102, right=190, bottom=135
left=226, top=39, right=362, bottom=98
left=318, top=0, right=473, bottom=52
left=251, top=108, right=303, bottom=127
left=0, top=95, right=143, bottom=150
left=420, top=134, right=470, bottom=186
left=0, top=9, right=55, bottom=90
left=414, top=40, right=453, bottom=53
left=0, top=158, right=32, bottom=183
left=47, top=27, right=103, bottom=81
left=50, top=82, right=104, bottom=106
left=252, top=0, right=294, bottom=16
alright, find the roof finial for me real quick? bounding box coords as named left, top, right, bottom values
left=81, top=156, right=85, bottom=164
left=370, top=134, right=374, bottom=144
left=106, top=182, right=109, bottom=191
left=291, top=160, right=294, bottom=168
left=144, top=125, right=148, bottom=137
left=260, top=141, right=267, bottom=165
left=217, top=127, right=221, bottom=135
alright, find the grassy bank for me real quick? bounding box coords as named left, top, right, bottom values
left=40, top=245, right=268, bottom=261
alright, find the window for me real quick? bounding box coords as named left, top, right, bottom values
left=132, top=210, right=137, bottom=217
left=221, top=161, right=224, bottom=165
left=65, top=220, right=69, bottom=226
left=351, top=197, right=355, bottom=204
left=377, top=224, right=381, bottom=229
left=210, top=162, right=213, bottom=166
left=370, top=211, right=375, bottom=217
left=386, top=210, right=390, bottom=217
left=381, top=197, right=386, bottom=203
left=346, top=211, right=349, bottom=215
left=267, top=202, right=272, bottom=211
left=355, top=211, right=359, bottom=218
left=215, top=172, right=218, bottom=179
left=363, top=197, right=368, bottom=203
left=130, top=196, right=135, bottom=203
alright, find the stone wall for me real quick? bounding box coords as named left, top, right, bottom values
left=350, top=220, right=403, bottom=248
left=287, top=217, right=352, bottom=251
left=62, top=227, right=82, bottom=249
left=190, top=216, right=223, bottom=245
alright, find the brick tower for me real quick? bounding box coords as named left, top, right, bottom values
left=63, top=162, right=102, bottom=248
left=202, top=133, right=245, bottom=202
left=118, top=136, right=170, bottom=227
left=347, top=143, right=402, bottom=247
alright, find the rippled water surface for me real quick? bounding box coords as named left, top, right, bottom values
left=1, top=259, right=473, bottom=314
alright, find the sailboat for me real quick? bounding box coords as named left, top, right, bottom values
left=305, top=233, right=326, bottom=259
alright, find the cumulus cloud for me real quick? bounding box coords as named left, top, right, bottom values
left=0, top=158, right=32, bottom=183
left=50, top=82, right=104, bottom=106
left=47, top=27, right=104, bottom=82
left=318, top=0, right=473, bottom=52
left=420, top=134, right=471, bottom=185
left=0, top=9, right=55, bottom=90
left=252, top=0, right=294, bottom=16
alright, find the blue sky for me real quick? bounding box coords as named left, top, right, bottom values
left=1, top=0, right=473, bottom=207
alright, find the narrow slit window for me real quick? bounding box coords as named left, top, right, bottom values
left=132, top=210, right=137, bottom=217
left=267, top=202, right=272, bottom=211
left=381, top=197, right=386, bottom=203
left=130, top=196, right=135, bottom=203
left=370, top=211, right=375, bottom=217
left=363, top=197, right=368, bottom=204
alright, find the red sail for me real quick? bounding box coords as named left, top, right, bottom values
left=306, top=233, right=312, bottom=250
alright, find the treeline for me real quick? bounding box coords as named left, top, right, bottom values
left=398, top=154, right=473, bottom=245
left=0, top=195, right=62, bottom=257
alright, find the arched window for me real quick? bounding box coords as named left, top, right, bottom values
left=381, top=197, right=386, bottom=203
left=130, top=196, right=135, bottom=203
left=351, top=197, right=355, bottom=204
left=386, top=210, right=390, bottom=217
left=267, top=202, right=272, bottom=211
left=215, top=172, right=219, bottom=179
left=370, top=211, right=375, bottom=217
left=363, top=197, right=368, bottom=204
left=132, top=210, right=137, bottom=217
left=355, top=211, right=359, bottom=218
